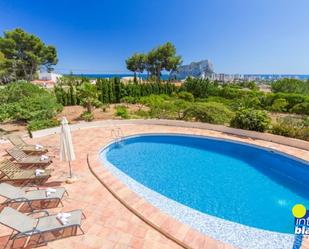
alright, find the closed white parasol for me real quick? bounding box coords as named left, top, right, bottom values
left=60, top=117, right=76, bottom=178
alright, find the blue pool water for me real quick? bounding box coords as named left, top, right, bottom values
left=101, top=134, right=309, bottom=234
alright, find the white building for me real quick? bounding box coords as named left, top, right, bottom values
left=38, top=72, right=62, bottom=82
left=31, top=71, right=63, bottom=88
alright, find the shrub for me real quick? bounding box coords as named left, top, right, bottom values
left=134, top=109, right=149, bottom=118
left=0, top=110, right=9, bottom=122
left=205, top=96, right=232, bottom=105
left=115, top=105, right=129, bottom=119
left=271, top=117, right=298, bottom=137
left=303, top=116, right=309, bottom=126
left=275, top=93, right=308, bottom=110
left=27, top=119, right=60, bottom=137
left=177, top=92, right=194, bottom=102
left=2, top=81, right=48, bottom=103
left=241, top=96, right=261, bottom=109
left=0, top=103, right=18, bottom=122
left=80, top=111, right=94, bottom=122
left=0, top=82, right=63, bottom=123
left=271, top=117, right=309, bottom=141
left=181, top=78, right=219, bottom=98
left=270, top=98, right=288, bottom=112
left=219, top=87, right=245, bottom=99
left=121, top=96, right=138, bottom=105
left=183, top=102, right=234, bottom=124
left=230, top=108, right=271, bottom=132
left=14, top=95, right=62, bottom=121
left=139, top=95, right=174, bottom=118
left=294, top=127, right=309, bottom=141
left=290, top=103, right=309, bottom=115
left=173, top=100, right=191, bottom=119
left=260, top=92, right=309, bottom=113
left=271, top=78, right=309, bottom=95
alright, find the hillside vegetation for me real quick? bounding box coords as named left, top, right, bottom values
left=0, top=77, right=308, bottom=141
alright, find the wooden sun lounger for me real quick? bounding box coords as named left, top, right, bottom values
left=6, top=134, right=48, bottom=154
left=0, top=159, right=52, bottom=185
left=6, top=147, right=52, bottom=167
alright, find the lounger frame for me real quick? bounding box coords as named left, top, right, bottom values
left=2, top=209, right=86, bottom=248
left=1, top=189, right=69, bottom=211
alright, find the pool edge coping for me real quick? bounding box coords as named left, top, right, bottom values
left=87, top=152, right=234, bottom=249
left=100, top=132, right=309, bottom=166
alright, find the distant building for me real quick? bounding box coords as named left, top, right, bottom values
left=38, top=72, right=62, bottom=82
left=207, top=73, right=262, bottom=83
left=218, top=74, right=226, bottom=82
left=121, top=76, right=143, bottom=84
left=31, top=71, right=62, bottom=88
left=243, top=75, right=260, bottom=82
left=208, top=73, right=240, bottom=82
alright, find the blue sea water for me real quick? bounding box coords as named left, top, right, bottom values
left=102, top=134, right=309, bottom=234
left=245, top=74, right=309, bottom=80
left=68, top=73, right=309, bottom=80
left=67, top=73, right=170, bottom=80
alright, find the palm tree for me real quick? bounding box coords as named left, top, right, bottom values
left=77, top=82, right=98, bottom=113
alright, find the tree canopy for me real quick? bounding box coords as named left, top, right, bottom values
left=125, top=53, right=146, bottom=81
left=271, top=78, right=309, bottom=95
left=125, top=42, right=182, bottom=82
left=0, top=51, right=8, bottom=82
left=0, top=28, right=58, bottom=82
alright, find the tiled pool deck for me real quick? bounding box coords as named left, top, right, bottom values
left=0, top=123, right=308, bottom=249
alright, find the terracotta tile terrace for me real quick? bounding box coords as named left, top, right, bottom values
left=0, top=124, right=308, bottom=249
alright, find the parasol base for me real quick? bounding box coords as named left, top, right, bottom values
left=65, top=176, right=78, bottom=184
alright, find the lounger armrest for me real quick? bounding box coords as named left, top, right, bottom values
left=27, top=210, right=49, bottom=217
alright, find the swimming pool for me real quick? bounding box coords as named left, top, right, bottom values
left=100, top=134, right=309, bottom=248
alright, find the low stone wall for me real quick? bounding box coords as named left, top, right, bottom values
left=32, top=119, right=309, bottom=151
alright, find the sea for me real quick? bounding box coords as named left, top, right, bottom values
left=245, top=74, right=309, bottom=80
left=67, top=73, right=309, bottom=81
left=67, top=73, right=170, bottom=80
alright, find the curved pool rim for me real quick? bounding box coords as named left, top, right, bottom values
left=99, top=133, right=308, bottom=249
left=101, top=132, right=309, bottom=165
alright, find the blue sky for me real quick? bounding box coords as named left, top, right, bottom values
left=0, top=0, right=309, bottom=74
